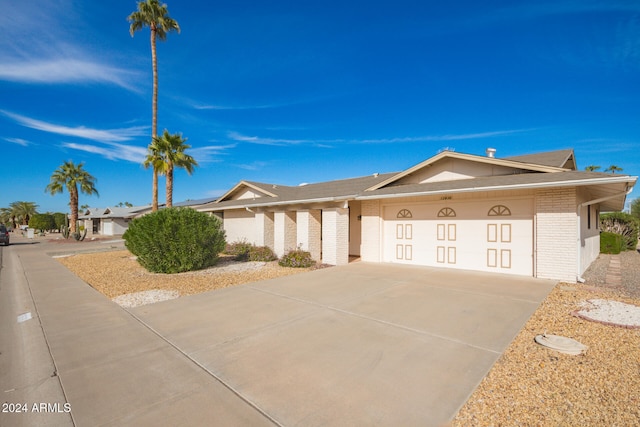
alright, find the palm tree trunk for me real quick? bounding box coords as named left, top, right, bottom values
left=152, top=169, right=159, bottom=211
left=150, top=25, right=159, bottom=212
left=166, top=163, right=173, bottom=208
left=69, top=187, right=79, bottom=233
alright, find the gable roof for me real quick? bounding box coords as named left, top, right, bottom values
left=504, top=149, right=576, bottom=170
left=365, top=150, right=569, bottom=191
left=198, top=149, right=636, bottom=212
left=200, top=173, right=397, bottom=210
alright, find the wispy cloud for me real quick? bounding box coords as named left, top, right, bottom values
left=236, top=161, right=269, bottom=171
left=0, top=0, right=140, bottom=91
left=0, top=59, right=141, bottom=91
left=61, top=142, right=148, bottom=163
left=190, top=144, right=236, bottom=163
left=1, top=110, right=148, bottom=143
left=227, top=129, right=531, bottom=147
left=3, top=137, right=30, bottom=146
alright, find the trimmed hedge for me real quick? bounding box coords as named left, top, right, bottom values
left=123, top=208, right=226, bottom=273
left=600, top=231, right=623, bottom=254
left=279, top=248, right=315, bottom=268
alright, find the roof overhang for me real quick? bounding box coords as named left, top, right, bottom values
left=358, top=175, right=636, bottom=211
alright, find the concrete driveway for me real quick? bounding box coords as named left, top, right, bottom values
left=131, top=262, right=556, bottom=426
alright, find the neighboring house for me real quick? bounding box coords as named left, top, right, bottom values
left=79, top=205, right=153, bottom=236
left=172, top=197, right=218, bottom=209
left=198, top=148, right=637, bottom=282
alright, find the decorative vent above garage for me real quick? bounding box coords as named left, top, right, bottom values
left=397, top=209, right=413, bottom=218
left=488, top=205, right=511, bottom=216
left=437, top=207, right=456, bottom=217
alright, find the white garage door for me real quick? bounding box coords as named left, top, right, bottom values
left=382, top=199, right=533, bottom=276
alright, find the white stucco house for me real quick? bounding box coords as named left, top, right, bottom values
left=198, top=148, right=636, bottom=282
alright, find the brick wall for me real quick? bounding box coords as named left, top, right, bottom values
left=360, top=200, right=381, bottom=262
left=535, top=188, right=578, bottom=281
left=274, top=211, right=296, bottom=257
left=255, top=211, right=274, bottom=250
left=297, top=209, right=322, bottom=262
left=322, top=208, right=349, bottom=265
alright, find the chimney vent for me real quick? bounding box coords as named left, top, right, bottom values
left=486, top=147, right=496, bottom=158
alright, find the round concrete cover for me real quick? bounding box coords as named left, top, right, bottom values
left=534, top=334, right=588, bottom=355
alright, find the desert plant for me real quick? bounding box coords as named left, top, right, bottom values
left=226, top=240, right=253, bottom=261
left=123, top=207, right=226, bottom=273
left=600, top=231, right=623, bottom=254
left=278, top=248, right=315, bottom=268
left=61, top=215, right=70, bottom=239
left=248, top=245, right=277, bottom=262
left=600, top=212, right=639, bottom=251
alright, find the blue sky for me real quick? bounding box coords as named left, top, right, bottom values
left=1, top=0, right=639, bottom=213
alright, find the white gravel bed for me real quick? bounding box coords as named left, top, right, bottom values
left=112, top=289, right=180, bottom=308
left=574, top=298, right=640, bottom=328
left=188, top=261, right=266, bottom=275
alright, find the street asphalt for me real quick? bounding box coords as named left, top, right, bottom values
left=0, top=232, right=556, bottom=426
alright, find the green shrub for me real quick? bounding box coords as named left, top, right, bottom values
left=278, top=248, right=315, bottom=268
left=600, top=212, right=639, bottom=251
left=226, top=241, right=277, bottom=262
left=226, top=240, right=253, bottom=261
left=28, top=213, right=56, bottom=232
left=248, top=245, right=277, bottom=262
left=123, top=208, right=226, bottom=273
left=600, top=231, right=623, bottom=254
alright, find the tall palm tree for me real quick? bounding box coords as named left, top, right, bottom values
left=10, top=201, right=38, bottom=226
left=155, top=129, right=198, bottom=207
left=45, top=161, right=99, bottom=233
left=128, top=0, right=180, bottom=211
left=143, top=136, right=166, bottom=210
left=605, top=165, right=623, bottom=174
left=584, top=165, right=601, bottom=171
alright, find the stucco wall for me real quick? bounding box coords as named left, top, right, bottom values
left=535, top=188, right=578, bottom=282
left=224, top=209, right=256, bottom=244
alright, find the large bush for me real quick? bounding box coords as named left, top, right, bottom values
left=600, top=212, right=639, bottom=251
left=123, top=208, right=226, bottom=273
left=29, top=213, right=56, bottom=232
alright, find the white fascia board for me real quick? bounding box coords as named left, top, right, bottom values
left=357, top=176, right=637, bottom=201
left=203, top=196, right=357, bottom=211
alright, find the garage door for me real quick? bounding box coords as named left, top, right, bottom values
left=382, top=200, right=533, bottom=276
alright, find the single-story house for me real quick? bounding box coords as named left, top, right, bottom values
left=79, top=205, right=153, bottom=236
left=198, top=148, right=636, bottom=282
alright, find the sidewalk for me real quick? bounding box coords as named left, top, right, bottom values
left=0, top=235, right=276, bottom=426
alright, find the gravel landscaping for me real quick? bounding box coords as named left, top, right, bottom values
left=56, top=249, right=315, bottom=303
left=56, top=247, right=640, bottom=425
left=453, top=250, right=640, bottom=426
